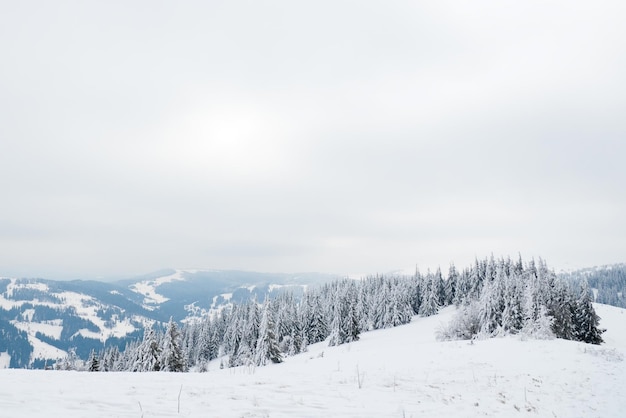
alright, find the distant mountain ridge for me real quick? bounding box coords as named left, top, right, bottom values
left=0, top=269, right=338, bottom=368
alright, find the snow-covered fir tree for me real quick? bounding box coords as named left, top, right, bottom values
left=87, top=349, right=100, bottom=372
left=573, top=281, right=605, bottom=344
left=254, top=304, right=282, bottom=366
left=132, top=325, right=161, bottom=372
left=160, top=318, right=185, bottom=372
left=419, top=271, right=440, bottom=317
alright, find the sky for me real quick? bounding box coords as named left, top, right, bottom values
left=1, top=0, right=625, bottom=280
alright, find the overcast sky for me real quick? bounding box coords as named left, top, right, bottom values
left=1, top=1, right=625, bottom=280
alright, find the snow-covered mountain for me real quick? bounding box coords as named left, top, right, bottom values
left=1, top=303, right=624, bottom=417
left=0, top=277, right=151, bottom=367
left=0, top=270, right=337, bottom=368
left=121, top=269, right=337, bottom=321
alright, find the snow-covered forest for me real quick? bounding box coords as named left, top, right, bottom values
left=561, top=264, right=626, bottom=308
left=62, top=256, right=603, bottom=373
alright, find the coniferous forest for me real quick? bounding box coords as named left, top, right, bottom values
left=63, top=256, right=604, bottom=372
left=560, top=264, right=626, bottom=308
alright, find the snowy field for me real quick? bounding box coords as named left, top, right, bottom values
left=1, top=304, right=624, bottom=418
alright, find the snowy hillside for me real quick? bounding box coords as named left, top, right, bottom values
left=129, top=269, right=188, bottom=306
left=0, top=270, right=336, bottom=367
left=125, top=269, right=337, bottom=321
left=1, top=303, right=624, bottom=417
left=0, top=277, right=150, bottom=366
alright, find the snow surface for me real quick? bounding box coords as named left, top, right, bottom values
left=0, top=295, right=22, bottom=310
left=1, top=304, right=624, bottom=417
left=268, top=284, right=284, bottom=292
left=183, top=293, right=236, bottom=322
left=130, top=269, right=187, bottom=306
left=5, top=279, right=49, bottom=298
left=56, top=291, right=138, bottom=342
left=0, top=352, right=10, bottom=369
left=76, top=316, right=137, bottom=342
left=12, top=321, right=63, bottom=340
left=25, top=333, right=67, bottom=361
left=0, top=279, right=48, bottom=309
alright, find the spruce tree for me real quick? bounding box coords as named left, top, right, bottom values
left=419, top=272, right=439, bottom=317
left=304, top=294, right=328, bottom=344
left=161, top=318, right=185, bottom=372
left=549, top=283, right=574, bottom=340
left=501, top=271, right=524, bottom=333
left=328, top=294, right=346, bottom=346
left=478, top=276, right=500, bottom=335
left=434, top=268, right=446, bottom=307
left=88, top=349, right=100, bottom=372
left=254, top=304, right=282, bottom=366
left=573, top=282, right=604, bottom=344
left=444, top=264, right=458, bottom=306
left=345, top=292, right=361, bottom=343
left=133, top=325, right=162, bottom=372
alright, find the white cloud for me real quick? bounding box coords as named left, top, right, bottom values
left=0, top=0, right=625, bottom=278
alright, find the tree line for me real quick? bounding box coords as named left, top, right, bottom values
left=58, top=255, right=604, bottom=372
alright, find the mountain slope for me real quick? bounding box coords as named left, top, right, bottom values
left=0, top=269, right=337, bottom=367
left=122, top=269, right=337, bottom=321
left=1, top=303, right=624, bottom=417
left=0, top=277, right=152, bottom=365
